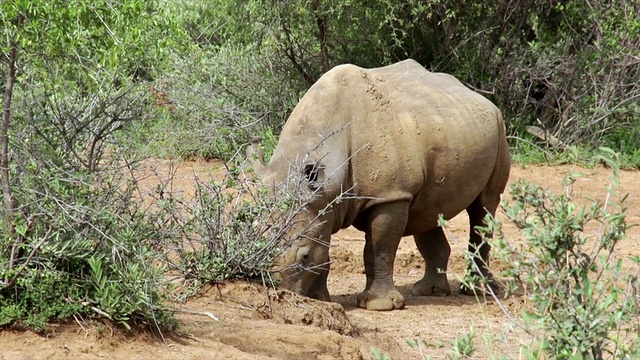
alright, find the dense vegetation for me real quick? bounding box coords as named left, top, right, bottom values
left=1, top=0, right=639, bottom=356
left=146, top=0, right=640, bottom=163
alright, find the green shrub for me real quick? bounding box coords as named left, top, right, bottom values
left=486, top=149, right=640, bottom=358
left=144, top=43, right=301, bottom=161
left=0, top=159, right=174, bottom=331
left=1, top=31, right=175, bottom=330
left=0, top=270, right=85, bottom=330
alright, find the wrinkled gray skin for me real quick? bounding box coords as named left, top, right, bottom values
left=248, top=59, right=510, bottom=311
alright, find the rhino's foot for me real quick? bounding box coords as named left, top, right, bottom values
left=308, top=286, right=331, bottom=302
left=357, top=289, right=405, bottom=311
left=411, top=276, right=451, bottom=296
left=459, top=278, right=500, bottom=296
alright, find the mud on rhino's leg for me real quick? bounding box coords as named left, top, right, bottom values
left=460, top=196, right=499, bottom=295
left=411, top=227, right=452, bottom=296
left=357, top=202, right=408, bottom=311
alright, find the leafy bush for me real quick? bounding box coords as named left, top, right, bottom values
left=145, top=44, right=301, bottom=161
left=102, top=0, right=640, bottom=165
left=1, top=0, right=317, bottom=331
left=158, top=0, right=640, bottom=160
left=0, top=0, right=192, bottom=331
left=0, top=153, right=173, bottom=331
left=380, top=1, right=640, bottom=151
left=0, top=77, right=170, bottom=330
left=486, top=149, right=640, bottom=358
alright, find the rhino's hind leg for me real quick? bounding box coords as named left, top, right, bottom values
left=411, top=227, right=452, bottom=296
left=460, top=196, right=499, bottom=296
left=357, top=202, right=408, bottom=311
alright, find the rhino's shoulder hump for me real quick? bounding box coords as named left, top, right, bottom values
left=319, top=63, right=366, bottom=81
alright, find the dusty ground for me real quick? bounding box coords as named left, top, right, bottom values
left=1, top=161, right=639, bottom=360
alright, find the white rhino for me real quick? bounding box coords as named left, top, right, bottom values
left=248, top=59, right=510, bottom=311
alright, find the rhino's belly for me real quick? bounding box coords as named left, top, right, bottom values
left=347, top=167, right=492, bottom=236
left=404, top=205, right=470, bottom=235
left=403, top=164, right=495, bottom=235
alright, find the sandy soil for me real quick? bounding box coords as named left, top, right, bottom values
left=2, top=161, right=639, bottom=360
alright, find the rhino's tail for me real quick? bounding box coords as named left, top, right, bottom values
left=490, top=111, right=511, bottom=197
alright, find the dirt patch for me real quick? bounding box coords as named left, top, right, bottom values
left=175, top=283, right=410, bottom=360
left=2, top=162, right=640, bottom=359
left=208, top=282, right=356, bottom=336
left=330, top=247, right=364, bottom=275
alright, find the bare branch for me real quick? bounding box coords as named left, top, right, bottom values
left=1, top=225, right=53, bottom=289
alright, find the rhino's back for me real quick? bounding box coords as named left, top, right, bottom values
left=322, top=60, right=505, bottom=230
left=326, top=59, right=494, bottom=114
left=318, top=59, right=501, bottom=160
left=273, top=60, right=507, bottom=234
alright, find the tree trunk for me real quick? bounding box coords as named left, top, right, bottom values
left=280, top=23, right=317, bottom=87
left=313, top=0, right=330, bottom=73
left=2, top=37, right=18, bottom=250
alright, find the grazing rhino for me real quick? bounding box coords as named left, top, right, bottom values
left=247, top=59, right=510, bottom=311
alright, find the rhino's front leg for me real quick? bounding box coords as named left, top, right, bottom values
left=307, top=267, right=331, bottom=301
left=357, top=202, right=408, bottom=311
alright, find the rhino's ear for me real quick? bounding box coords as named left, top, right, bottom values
left=303, top=162, right=325, bottom=191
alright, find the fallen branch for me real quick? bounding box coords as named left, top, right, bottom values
left=526, top=125, right=569, bottom=150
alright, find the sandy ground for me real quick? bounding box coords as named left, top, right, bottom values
left=1, top=160, right=639, bottom=360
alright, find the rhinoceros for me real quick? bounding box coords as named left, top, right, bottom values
left=247, top=59, right=510, bottom=311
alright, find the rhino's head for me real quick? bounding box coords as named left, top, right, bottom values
left=272, top=232, right=331, bottom=301
left=246, top=138, right=333, bottom=301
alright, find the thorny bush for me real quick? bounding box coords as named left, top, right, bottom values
left=148, top=157, right=330, bottom=300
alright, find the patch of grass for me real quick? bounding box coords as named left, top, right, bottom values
left=614, top=148, right=640, bottom=169
left=510, top=134, right=640, bottom=170
left=371, top=347, right=391, bottom=360
left=509, top=138, right=597, bottom=168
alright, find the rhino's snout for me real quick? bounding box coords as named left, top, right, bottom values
left=272, top=242, right=323, bottom=297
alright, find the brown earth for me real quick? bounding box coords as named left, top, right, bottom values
left=1, top=160, right=639, bottom=360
